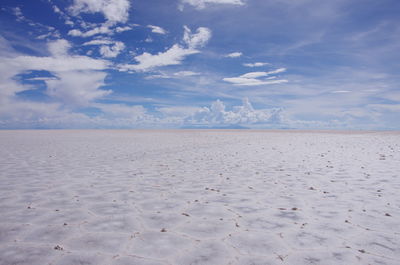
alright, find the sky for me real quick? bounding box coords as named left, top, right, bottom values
left=0, top=0, right=399, bottom=129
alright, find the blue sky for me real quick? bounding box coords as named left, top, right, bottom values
left=0, top=0, right=399, bottom=129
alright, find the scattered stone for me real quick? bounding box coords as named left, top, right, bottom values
left=54, top=245, right=63, bottom=251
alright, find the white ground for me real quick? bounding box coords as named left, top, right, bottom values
left=0, top=130, right=399, bottom=265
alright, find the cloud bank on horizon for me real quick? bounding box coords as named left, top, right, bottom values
left=0, top=0, right=399, bottom=129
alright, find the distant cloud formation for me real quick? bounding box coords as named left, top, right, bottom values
left=225, top=52, right=242, bottom=58
left=243, top=62, right=269, bottom=67
left=223, top=68, right=288, bottom=86
left=147, top=25, right=167, bottom=35
left=179, top=0, right=245, bottom=10
left=1, top=39, right=110, bottom=108
left=119, top=26, right=211, bottom=72
left=69, top=0, right=131, bottom=24
left=186, top=98, right=283, bottom=126
left=1, top=0, right=399, bottom=130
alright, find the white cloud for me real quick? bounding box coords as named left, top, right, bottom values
left=145, top=70, right=201, bottom=79
left=68, top=25, right=113, bottom=37
left=120, top=44, right=199, bottom=72
left=0, top=39, right=110, bottom=107
left=48, top=39, right=71, bottom=57
left=68, top=24, right=132, bottom=38
left=331, top=90, right=351, bottom=93
left=69, top=0, right=131, bottom=24
left=157, top=106, right=203, bottom=117
left=13, top=7, right=25, bottom=22
left=115, top=26, right=133, bottom=33
left=186, top=98, right=283, bottom=126
left=223, top=68, right=288, bottom=86
left=183, top=26, right=212, bottom=49
left=174, top=71, right=200, bottom=77
left=46, top=71, right=110, bottom=106
left=27, top=77, right=58, bottom=81
left=82, top=39, right=125, bottom=58
left=147, top=25, right=167, bottom=35
left=52, top=4, right=75, bottom=26
left=119, top=26, right=211, bottom=72
left=82, top=39, right=113, bottom=46
left=243, top=62, right=270, bottom=67
left=179, top=0, right=245, bottom=10
left=225, top=52, right=242, bottom=58
left=99, top=41, right=125, bottom=58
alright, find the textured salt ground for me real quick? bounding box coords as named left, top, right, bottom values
left=0, top=130, right=399, bottom=265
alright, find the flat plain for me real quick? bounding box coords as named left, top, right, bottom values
left=0, top=130, right=399, bottom=265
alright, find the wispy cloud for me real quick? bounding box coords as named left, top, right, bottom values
left=223, top=68, right=288, bottom=86
left=243, top=62, right=269, bottom=67
left=179, top=0, right=245, bottom=10
left=147, top=25, right=167, bottom=35
left=119, top=26, right=211, bottom=72
left=225, top=52, right=242, bottom=58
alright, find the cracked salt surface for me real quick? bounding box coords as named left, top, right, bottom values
left=0, top=130, right=399, bottom=264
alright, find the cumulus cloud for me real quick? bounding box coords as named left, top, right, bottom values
left=99, top=41, right=125, bottom=58
left=243, top=62, right=269, bottom=67
left=179, top=0, right=245, bottom=10
left=223, top=68, right=288, bottom=86
left=69, top=0, right=131, bottom=24
left=147, top=25, right=167, bottom=34
left=46, top=71, right=110, bottom=106
left=0, top=39, right=110, bottom=106
left=183, top=26, right=212, bottom=49
left=225, top=52, right=242, bottom=58
left=186, top=98, right=283, bottom=126
left=119, top=26, right=211, bottom=72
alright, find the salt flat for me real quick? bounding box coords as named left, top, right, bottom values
left=0, top=130, right=399, bottom=265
